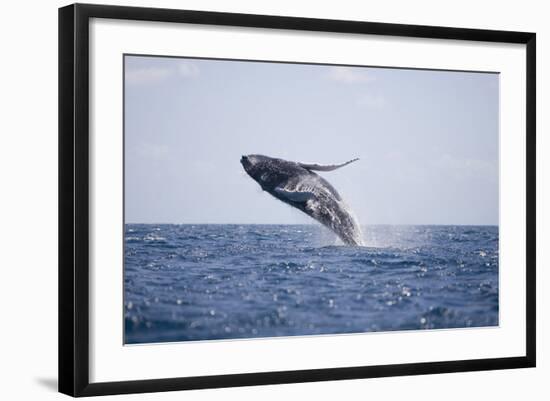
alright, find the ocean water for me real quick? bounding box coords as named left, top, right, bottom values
left=124, top=224, right=498, bottom=344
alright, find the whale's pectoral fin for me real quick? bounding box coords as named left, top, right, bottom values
left=274, top=187, right=315, bottom=203
left=299, top=158, right=359, bottom=172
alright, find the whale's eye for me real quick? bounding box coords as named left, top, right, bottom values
left=260, top=173, right=270, bottom=182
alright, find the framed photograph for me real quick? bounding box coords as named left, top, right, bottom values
left=58, top=3, right=536, bottom=397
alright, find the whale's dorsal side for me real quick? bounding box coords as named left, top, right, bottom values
left=299, top=158, right=359, bottom=172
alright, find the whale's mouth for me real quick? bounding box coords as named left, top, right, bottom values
left=240, top=155, right=252, bottom=170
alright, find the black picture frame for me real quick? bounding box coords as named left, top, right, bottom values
left=59, top=3, right=536, bottom=397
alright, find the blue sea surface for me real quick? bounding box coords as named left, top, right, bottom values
left=124, top=224, right=498, bottom=344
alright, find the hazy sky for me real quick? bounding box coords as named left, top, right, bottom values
left=124, top=55, right=499, bottom=225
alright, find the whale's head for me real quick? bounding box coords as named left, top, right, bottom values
left=240, top=154, right=267, bottom=175
left=241, top=154, right=297, bottom=191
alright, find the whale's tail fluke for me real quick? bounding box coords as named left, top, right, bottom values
left=299, top=158, right=359, bottom=172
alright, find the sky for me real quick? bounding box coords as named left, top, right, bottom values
left=124, top=55, right=499, bottom=225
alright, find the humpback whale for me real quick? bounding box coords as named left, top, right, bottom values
left=240, top=154, right=363, bottom=246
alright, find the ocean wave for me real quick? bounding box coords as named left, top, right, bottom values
left=124, top=224, right=499, bottom=344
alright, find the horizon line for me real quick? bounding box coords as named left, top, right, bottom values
left=124, top=222, right=499, bottom=227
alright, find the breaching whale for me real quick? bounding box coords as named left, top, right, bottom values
left=240, top=154, right=363, bottom=246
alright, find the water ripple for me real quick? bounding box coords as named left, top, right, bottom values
left=124, top=224, right=499, bottom=343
